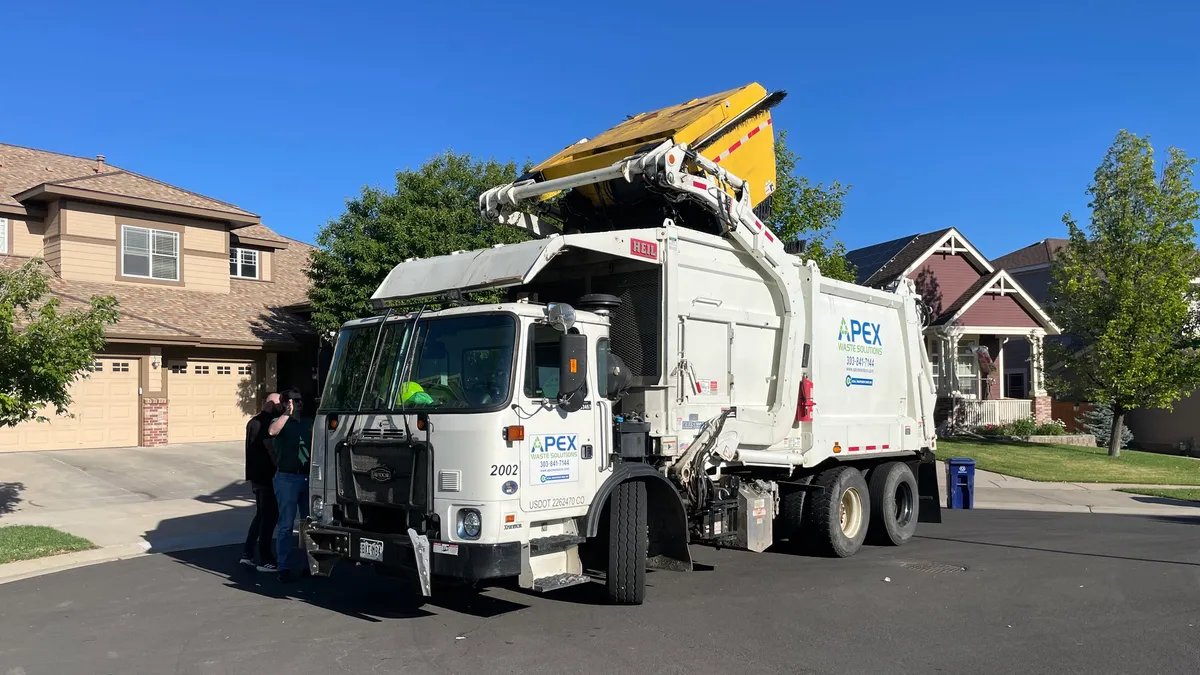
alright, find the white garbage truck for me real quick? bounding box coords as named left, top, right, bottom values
left=300, top=83, right=940, bottom=604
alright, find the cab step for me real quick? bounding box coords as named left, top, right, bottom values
left=529, top=534, right=586, bottom=557
left=532, top=573, right=593, bottom=593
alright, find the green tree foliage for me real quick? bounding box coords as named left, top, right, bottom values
left=770, top=130, right=855, bottom=282
left=307, top=151, right=528, bottom=338
left=1048, top=130, right=1200, bottom=457
left=0, top=260, right=118, bottom=427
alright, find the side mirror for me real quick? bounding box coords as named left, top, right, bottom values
left=558, top=333, right=588, bottom=413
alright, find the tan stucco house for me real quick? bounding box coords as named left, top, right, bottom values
left=0, top=142, right=318, bottom=452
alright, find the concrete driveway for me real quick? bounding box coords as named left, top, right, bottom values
left=1, top=509, right=1198, bottom=675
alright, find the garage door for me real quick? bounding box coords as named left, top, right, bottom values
left=168, top=360, right=258, bottom=444
left=0, top=358, right=140, bottom=452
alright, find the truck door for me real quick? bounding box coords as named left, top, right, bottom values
left=519, top=323, right=600, bottom=516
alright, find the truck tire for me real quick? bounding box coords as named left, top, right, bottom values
left=606, top=480, right=647, bottom=605
left=867, top=462, right=919, bottom=546
left=804, top=466, right=870, bottom=558
left=774, top=488, right=806, bottom=545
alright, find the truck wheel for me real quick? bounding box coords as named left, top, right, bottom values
left=867, top=462, right=918, bottom=546
left=805, top=466, right=870, bottom=558
left=774, top=487, right=806, bottom=545
left=606, top=480, right=647, bottom=605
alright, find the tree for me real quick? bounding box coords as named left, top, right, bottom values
left=770, top=130, right=855, bottom=282
left=0, top=260, right=118, bottom=427
left=1048, top=130, right=1200, bottom=457
left=307, top=151, right=529, bottom=338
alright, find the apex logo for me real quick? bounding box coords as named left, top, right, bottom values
left=531, top=434, right=578, bottom=453
left=838, top=318, right=883, bottom=345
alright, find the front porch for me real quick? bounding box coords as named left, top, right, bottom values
left=928, top=328, right=1052, bottom=428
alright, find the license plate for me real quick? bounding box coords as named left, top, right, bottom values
left=359, top=538, right=384, bottom=562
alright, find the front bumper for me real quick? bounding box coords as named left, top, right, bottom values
left=300, top=520, right=522, bottom=582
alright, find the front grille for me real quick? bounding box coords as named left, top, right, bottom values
left=335, top=441, right=430, bottom=530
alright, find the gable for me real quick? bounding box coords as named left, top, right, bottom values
left=908, top=252, right=986, bottom=318
left=956, top=292, right=1039, bottom=328
left=934, top=271, right=1057, bottom=332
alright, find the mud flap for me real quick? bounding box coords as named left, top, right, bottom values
left=407, top=527, right=433, bottom=596
left=916, top=460, right=942, bottom=524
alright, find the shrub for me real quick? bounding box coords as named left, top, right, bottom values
left=1076, top=403, right=1134, bottom=449
left=1033, top=420, right=1066, bottom=436
left=1010, top=417, right=1038, bottom=437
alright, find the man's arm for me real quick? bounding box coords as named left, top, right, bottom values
left=269, top=398, right=294, bottom=436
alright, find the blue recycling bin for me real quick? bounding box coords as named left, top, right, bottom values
left=946, top=457, right=976, bottom=509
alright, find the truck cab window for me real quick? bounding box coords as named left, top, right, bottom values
left=524, top=324, right=561, bottom=399
left=597, top=337, right=611, bottom=398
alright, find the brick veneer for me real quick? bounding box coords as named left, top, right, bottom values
left=142, top=397, right=168, bottom=447
left=1032, top=395, right=1052, bottom=424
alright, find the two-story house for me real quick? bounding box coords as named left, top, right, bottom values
left=847, top=228, right=1061, bottom=428
left=0, top=143, right=318, bottom=451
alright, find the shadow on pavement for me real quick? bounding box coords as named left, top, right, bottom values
left=0, top=481, right=24, bottom=517
left=166, top=545, right=531, bottom=622
left=1128, top=496, right=1200, bottom=508
left=146, top=482, right=530, bottom=621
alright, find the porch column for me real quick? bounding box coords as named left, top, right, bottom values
left=945, top=330, right=961, bottom=396
left=998, top=337, right=1010, bottom=398
left=1028, top=329, right=1051, bottom=423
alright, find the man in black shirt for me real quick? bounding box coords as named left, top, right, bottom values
left=241, top=392, right=281, bottom=571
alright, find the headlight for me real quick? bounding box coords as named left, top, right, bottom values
left=311, top=495, right=325, bottom=518
left=457, top=508, right=482, bottom=540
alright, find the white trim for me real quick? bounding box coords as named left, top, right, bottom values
left=229, top=246, right=260, bottom=279
left=120, top=225, right=179, bottom=281
left=899, top=227, right=995, bottom=280
left=0, top=217, right=8, bottom=253
left=938, top=269, right=1060, bottom=334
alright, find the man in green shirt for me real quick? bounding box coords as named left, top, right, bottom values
left=269, top=390, right=314, bottom=582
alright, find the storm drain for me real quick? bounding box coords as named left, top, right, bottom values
left=901, top=561, right=967, bottom=574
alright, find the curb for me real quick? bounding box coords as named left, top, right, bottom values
left=0, top=530, right=245, bottom=586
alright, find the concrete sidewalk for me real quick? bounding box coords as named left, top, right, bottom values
left=935, top=461, right=1200, bottom=516
left=0, top=442, right=252, bottom=583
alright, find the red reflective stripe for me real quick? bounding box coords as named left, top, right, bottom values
left=753, top=219, right=763, bottom=230
left=848, top=446, right=860, bottom=452
left=882, top=444, right=890, bottom=449
left=764, top=230, right=775, bottom=242
left=692, top=180, right=707, bottom=190
left=746, top=125, right=761, bottom=139
left=727, top=140, right=741, bottom=154
left=865, top=445, right=877, bottom=450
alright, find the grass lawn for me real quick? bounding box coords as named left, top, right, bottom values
left=1116, top=488, right=1200, bottom=503
left=938, top=439, right=1200, bottom=485
left=0, top=526, right=96, bottom=565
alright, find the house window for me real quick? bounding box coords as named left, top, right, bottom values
left=122, top=225, right=179, bottom=281
left=87, top=361, right=103, bottom=372
left=112, top=362, right=130, bottom=373
left=238, top=365, right=253, bottom=376
left=955, top=343, right=980, bottom=398
left=195, top=365, right=210, bottom=375
left=217, top=366, right=231, bottom=375
left=0, top=217, right=8, bottom=253
left=1006, top=372, right=1028, bottom=399
left=927, top=338, right=941, bottom=391
left=170, top=364, right=187, bottom=374
left=230, top=247, right=259, bottom=279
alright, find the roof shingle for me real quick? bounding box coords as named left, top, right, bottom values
left=0, top=143, right=256, bottom=218
left=846, top=228, right=952, bottom=287
left=991, top=238, right=1067, bottom=270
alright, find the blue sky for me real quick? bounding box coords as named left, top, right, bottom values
left=3, top=0, right=1198, bottom=258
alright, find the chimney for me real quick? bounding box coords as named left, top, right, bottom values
left=95, top=155, right=105, bottom=173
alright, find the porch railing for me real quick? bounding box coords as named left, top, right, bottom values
left=956, top=398, right=1033, bottom=427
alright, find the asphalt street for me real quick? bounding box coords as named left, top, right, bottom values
left=1, top=509, right=1198, bottom=675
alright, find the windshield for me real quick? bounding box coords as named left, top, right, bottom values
left=320, top=314, right=517, bottom=413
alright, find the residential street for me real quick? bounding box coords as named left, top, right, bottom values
left=1, top=509, right=1198, bottom=675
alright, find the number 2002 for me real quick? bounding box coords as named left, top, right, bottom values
left=490, top=464, right=519, bottom=476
